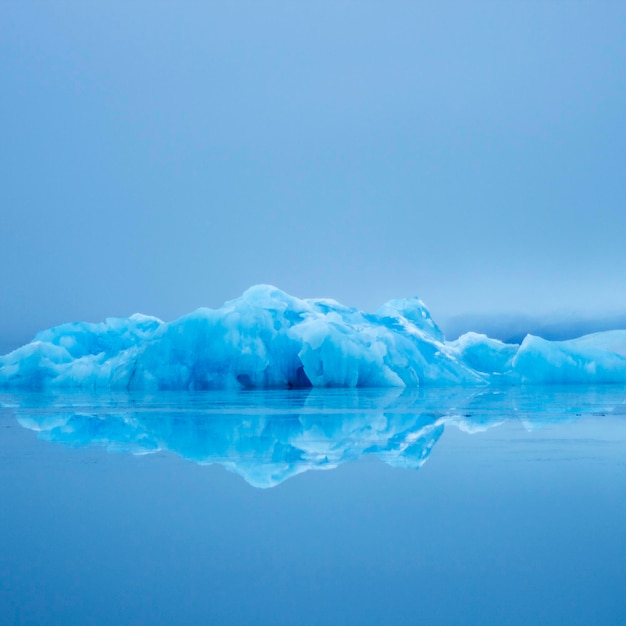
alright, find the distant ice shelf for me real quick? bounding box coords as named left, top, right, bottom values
left=3, top=284, right=626, bottom=390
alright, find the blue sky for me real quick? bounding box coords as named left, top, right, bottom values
left=1, top=1, right=625, bottom=349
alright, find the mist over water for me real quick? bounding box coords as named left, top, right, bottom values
left=2, top=2, right=626, bottom=344
left=441, top=312, right=626, bottom=343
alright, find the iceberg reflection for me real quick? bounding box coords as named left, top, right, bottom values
left=4, top=387, right=625, bottom=488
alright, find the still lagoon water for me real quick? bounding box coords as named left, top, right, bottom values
left=1, top=386, right=626, bottom=624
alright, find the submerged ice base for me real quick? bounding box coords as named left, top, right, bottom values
left=3, top=285, right=626, bottom=390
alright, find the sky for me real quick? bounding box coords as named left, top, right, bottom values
left=1, top=1, right=625, bottom=350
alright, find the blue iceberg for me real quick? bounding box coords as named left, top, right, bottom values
left=2, top=285, right=626, bottom=389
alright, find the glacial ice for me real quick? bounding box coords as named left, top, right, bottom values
left=2, top=284, right=626, bottom=390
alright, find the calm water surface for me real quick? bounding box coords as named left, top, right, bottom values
left=1, top=387, right=626, bottom=625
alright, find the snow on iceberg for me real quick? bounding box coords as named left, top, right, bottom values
left=2, top=284, right=626, bottom=390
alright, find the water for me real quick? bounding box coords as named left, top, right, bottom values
left=1, top=387, right=626, bottom=625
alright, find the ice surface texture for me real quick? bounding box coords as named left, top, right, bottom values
left=3, top=284, right=626, bottom=389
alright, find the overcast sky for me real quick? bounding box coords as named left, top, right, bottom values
left=2, top=1, right=625, bottom=349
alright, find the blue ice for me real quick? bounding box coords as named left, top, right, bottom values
left=2, top=284, right=626, bottom=389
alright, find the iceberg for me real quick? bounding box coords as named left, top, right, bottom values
left=2, top=284, right=626, bottom=390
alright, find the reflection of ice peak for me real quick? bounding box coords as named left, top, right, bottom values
left=7, top=387, right=624, bottom=488
left=14, top=408, right=445, bottom=489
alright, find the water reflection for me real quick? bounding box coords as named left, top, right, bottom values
left=3, top=386, right=625, bottom=488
